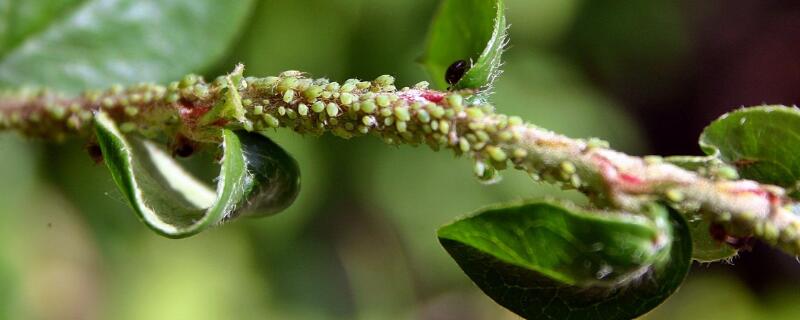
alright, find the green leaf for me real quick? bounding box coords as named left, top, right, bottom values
left=94, top=112, right=300, bottom=238
left=422, top=0, right=507, bottom=90
left=438, top=201, right=692, bottom=320
left=700, top=105, right=800, bottom=195
left=0, top=0, right=253, bottom=92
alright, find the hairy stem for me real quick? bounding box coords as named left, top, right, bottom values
left=2, top=65, right=799, bottom=255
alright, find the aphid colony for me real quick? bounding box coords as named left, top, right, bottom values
left=236, top=70, right=534, bottom=182
left=0, top=69, right=598, bottom=190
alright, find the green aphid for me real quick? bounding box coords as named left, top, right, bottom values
left=356, top=81, right=372, bottom=90
left=326, top=103, right=340, bottom=117
left=570, top=175, right=582, bottom=188
left=242, top=99, right=253, bottom=107
left=340, top=83, right=356, bottom=93
left=459, top=139, right=471, bottom=153
left=180, top=74, right=198, bottom=88
left=110, top=83, right=124, bottom=94
left=312, top=101, right=325, bottom=113
left=417, top=110, right=431, bottom=123
left=498, top=131, right=513, bottom=142
left=439, top=120, right=450, bottom=134
left=286, top=109, right=297, bottom=119
left=429, top=105, right=445, bottom=119
left=384, top=117, right=395, bottom=126
left=298, top=103, right=309, bottom=116
left=277, top=77, right=298, bottom=92
left=375, top=75, right=395, bottom=86
left=414, top=81, right=429, bottom=89
left=465, top=107, right=484, bottom=119
left=47, top=105, right=67, bottom=120
left=362, top=116, right=376, bottom=126
left=264, top=114, right=280, bottom=128
left=361, top=101, right=377, bottom=114
left=468, top=122, right=485, bottom=131
left=166, top=93, right=179, bottom=104
left=124, top=107, right=139, bottom=117
left=283, top=89, right=295, bottom=103
left=304, top=86, right=323, bottom=100
left=560, top=161, right=577, bottom=175
left=513, top=148, right=527, bottom=159
left=587, top=137, right=610, bottom=149
left=130, top=93, right=143, bottom=104
left=376, top=94, right=391, bottom=107
left=394, top=107, right=411, bottom=122
left=194, top=85, right=209, bottom=98
left=120, top=122, right=137, bottom=133
left=447, top=94, right=463, bottom=109
left=665, top=189, right=685, bottom=203
left=486, top=146, right=507, bottom=162
left=262, top=76, right=281, bottom=88
left=396, top=121, right=407, bottom=133
left=340, top=93, right=355, bottom=106
left=476, top=131, right=490, bottom=142
left=253, top=105, right=264, bottom=115
left=278, top=106, right=286, bottom=116
left=102, top=97, right=116, bottom=108
left=326, top=82, right=340, bottom=92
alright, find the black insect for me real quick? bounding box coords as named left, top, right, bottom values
left=86, top=142, right=104, bottom=164
left=709, top=222, right=755, bottom=250
left=172, top=135, right=197, bottom=158
left=445, top=59, right=470, bottom=87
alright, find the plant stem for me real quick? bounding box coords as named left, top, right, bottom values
left=2, top=65, right=799, bottom=255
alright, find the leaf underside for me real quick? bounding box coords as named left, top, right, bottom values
left=422, top=0, right=506, bottom=91
left=439, top=201, right=692, bottom=320
left=94, top=112, right=300, bottom=238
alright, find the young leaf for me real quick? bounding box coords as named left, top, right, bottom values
left=0, top=0, right=254, bottom=92
left=422, top=0, right=507, bottom=91
left=94, top=112, right=300, bottom=238
left=438, top=201, right=692, bottom=320
left=700, top=105, right=800, bottom=196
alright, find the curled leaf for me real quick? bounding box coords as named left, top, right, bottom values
left=438, top=201, right=691, bottom=320
left=94, top=112, right=300, bottom=238
left=422, top=0, right=507, bottom=91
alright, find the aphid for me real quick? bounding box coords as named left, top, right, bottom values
left=86, top=142, right=104, bottom=164
left=445, top=59, right=469, bottom=87
left=172, top=135, right=197, bottom=158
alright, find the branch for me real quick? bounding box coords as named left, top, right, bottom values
left=2, top=66, right=798, bottom=255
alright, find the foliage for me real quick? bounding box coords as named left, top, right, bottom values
left=1, top=0, right=799, bottom=319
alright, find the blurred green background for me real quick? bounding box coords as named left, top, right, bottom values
left=2, top=0, right=800, bottom=319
